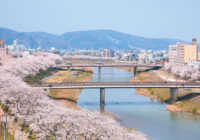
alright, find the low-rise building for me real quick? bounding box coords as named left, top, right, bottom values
left=0, top=40, right=13, bottom=65
left=101, top=49, right=114, bottom=57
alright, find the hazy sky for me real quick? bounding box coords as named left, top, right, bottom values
left=0, top=0, right=200, bottom=41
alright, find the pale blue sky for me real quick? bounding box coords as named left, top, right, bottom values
left=0, top=0, right=200, bottom=41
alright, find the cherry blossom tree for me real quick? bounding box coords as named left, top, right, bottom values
left=164, top=62, right=173, bottom=72
left=164, top=63, right=200, bottom=81
left=191, top=72, right=200, bottom=81
left=0, top=54, right=147, bottom=140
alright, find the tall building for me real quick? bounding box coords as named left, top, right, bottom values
left=168, top=42, right=184, bottom=64
left=184, top=38, right=198, bottom=63
left=168, top=39, right=198, bottom=64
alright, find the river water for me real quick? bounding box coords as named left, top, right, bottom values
left=77, top=68, right=200, bottom=140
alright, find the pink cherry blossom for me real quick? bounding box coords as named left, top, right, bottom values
left=0, top=53, right=146, bottom=140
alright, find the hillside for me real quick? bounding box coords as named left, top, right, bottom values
left=0, top=28, right=182, bottom=50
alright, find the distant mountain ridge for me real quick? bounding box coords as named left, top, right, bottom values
left=0, top=27, right=183, bottom=50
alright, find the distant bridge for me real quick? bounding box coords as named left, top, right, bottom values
left=57, top=64, right=162, bottom=78
left=57, top=64, right=162, bottom=68
left=64, top=56, right=115, bottom=61
left=32, top=81, right=200, bottom=110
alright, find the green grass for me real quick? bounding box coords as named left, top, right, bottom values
left=134, top=69, right=200, bottom=114
left=48, top=133, right=55, bottom=140
left=0, top=103, right=35, bottom=140
left=74, top=71, right=92, bottom=81
left=177, top=101, right=200, bottom=113
left=127, top=128, right=136, bottom=133
left=48, top=89, right=79, bottom=103
left=148, top=88, right=154, bottom=95
left=21, top=124, right=30, bottom=133
left=47, top=70, right=92, bottom=103
left=28, top=135, right=36, bottom=140
left=48, top=90, right=57, bottom=98
left=25, top=69, right=58, bottom=84
left=138, top=73, right=144, bottom=82
left=192, top=107, right=197, bottom=113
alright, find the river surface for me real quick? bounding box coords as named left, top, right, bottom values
left=77, top=68, right=200, bottom=140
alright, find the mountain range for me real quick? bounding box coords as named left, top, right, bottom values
left=0, top=27, right=183, bottom=50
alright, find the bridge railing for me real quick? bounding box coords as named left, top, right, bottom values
left=31, top=81, right=200, bottom=87
left=58, top=64, right=163, bottom=67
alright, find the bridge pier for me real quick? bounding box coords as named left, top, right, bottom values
left=100, top=88, right=105, bottom=112
left=98, top=66, right=101, bottom=81
left=134, top=66, right=137, bottom=76
left=170, top=88, right=178, bottom=104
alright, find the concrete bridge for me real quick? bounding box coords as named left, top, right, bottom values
left=32, top=81, right=200, bottom=111
left=64, top=56, right=115, bottom=61
left=57, top=64, right=162, bottom=80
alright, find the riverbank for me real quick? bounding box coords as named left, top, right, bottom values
left=44, top=67, right=122, bottom=120
left=45, top=67, right=93, bottom=109
left=25, top=65, right=122, bottom=122
left=129, top=67, right=200, bottom=115
left=76, top=67, right=200, bottom=140
left=25, top=68, right=58, bottom=84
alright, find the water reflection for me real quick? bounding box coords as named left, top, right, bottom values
left=78, top=101, right=162, bottom=106
left=169, top=112, right=179, bottom=120
left=78, top=67, right=200, bottom=140
left=170, top=111, right=200, bottom=121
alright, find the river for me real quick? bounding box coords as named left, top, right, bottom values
left=77, top=67, right=200, bottom=140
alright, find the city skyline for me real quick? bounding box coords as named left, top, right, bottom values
left=0, top=0, right=200, bottom=41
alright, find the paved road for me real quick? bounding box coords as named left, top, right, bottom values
left=32, top=82, right=200, bottom=89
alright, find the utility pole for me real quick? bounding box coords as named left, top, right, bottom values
left=3, top=112, right=7, bottom=140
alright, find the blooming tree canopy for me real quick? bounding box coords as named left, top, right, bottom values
left=0, top=53, right=146, bottom=140
left=164, top=63, right=200, bottom=81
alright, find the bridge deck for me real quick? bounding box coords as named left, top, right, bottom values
left=57, top=64, right=162, bottom=68
left=32, top=82, right=200, bottom=89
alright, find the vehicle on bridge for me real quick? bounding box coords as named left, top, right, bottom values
left=66, top=62, right=72, bottom=65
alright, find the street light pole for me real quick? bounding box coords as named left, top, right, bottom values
left=3, top=112, right=7, bottom=140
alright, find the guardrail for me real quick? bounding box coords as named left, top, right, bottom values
left=31, top=81, right=200, bottom=88
left=57, top=64, right=163, bottom=68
